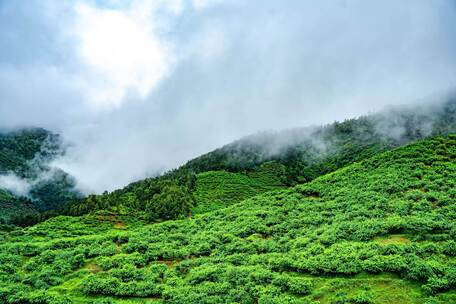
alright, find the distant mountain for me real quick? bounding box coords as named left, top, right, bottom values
left=0, top=128, right=82, bottom=225
left=0, top=127, right=54, bottom=175
left=64, top=97, right=456, bottom=221
left=182, top=97, right=456, bottom=183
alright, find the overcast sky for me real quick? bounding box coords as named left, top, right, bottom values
left=1, top=0, right=456, bottom=193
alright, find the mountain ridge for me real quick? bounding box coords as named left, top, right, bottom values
left=62, top=97, right=456, bottom=222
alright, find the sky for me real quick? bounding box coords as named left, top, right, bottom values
left=1, top=0, right=456, bottom=193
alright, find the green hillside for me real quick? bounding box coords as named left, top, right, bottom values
left=1, top=135, right=454, bottom=303
left=63, top=162, right=286, bottom=222
left=183, top=98, right=456, bottom=184
left=193, top=162, right=286, bottom=214
left=63, top=99, right=456, bottom=223
left=0, top=189, right=37, bottom=225
left=0, top=128, right=55, bottom=176
left=0, top=128, right=81, bottom=225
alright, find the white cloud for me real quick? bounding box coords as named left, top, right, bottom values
left=191, top=25, right=228, bottom=63
left=72, top=1, right=174, bottom=109
left=0, top=173, right=31, bottom=197
left=192, top=0, right=225, bottom=10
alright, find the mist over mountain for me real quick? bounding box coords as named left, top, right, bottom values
left=1, top=96, right=453, bottom=225
left=0, top=128, right=81, bottom=223
left=57, top=96, right=455, bottom=222
left=1, top=0, right=456, bottom=193
left=181, top=96, right=456, bottom=179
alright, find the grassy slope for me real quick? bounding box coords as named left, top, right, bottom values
left=64, top=161, right=286, bottom=220
left=193, top=162, right=286, bottom=214
left=0, top=135, right=455, bottom=303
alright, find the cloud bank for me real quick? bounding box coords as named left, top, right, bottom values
left=1, top=0, right=456, bottom=193
left=0, top=173, right=31, bottom=197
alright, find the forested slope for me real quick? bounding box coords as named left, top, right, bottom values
left=0, top=135, right=454, bottom=303
left=0, top=128, right=81, bottom=225
left=0, top=128, right=55, bottom=175
left=64, top=98, right=456, bottom=222
left=64, top=161, right=287, bottom=221
left=183, top=98, right=456, bottom=184
left=0, top=189, right=37, bottom=225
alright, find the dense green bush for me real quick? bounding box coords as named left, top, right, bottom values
left=146, top=184, right=194, bottom=221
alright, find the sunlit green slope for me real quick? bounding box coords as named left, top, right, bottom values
left=0, top=135, right=455, bottom=303
left=193, top=161, right=286, bottom=214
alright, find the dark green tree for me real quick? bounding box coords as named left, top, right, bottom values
left=146, top=184, right=194, bottom=221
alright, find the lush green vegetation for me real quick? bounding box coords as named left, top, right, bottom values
left=193, top=162, right=286, bottom=214
left=0, top=189, right=37, bottom=226
left=0, top=128, right=55, bottom=175
left=0, top=135, right=455, bottom=303
left=64, top=161, right=286, bottom=221
left=2, top=99, right=455, bottom=227
left=0, top=128, right=81, bottom=224
left=63, top=168, right=197, bottom=221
